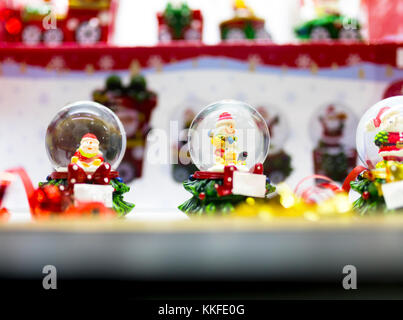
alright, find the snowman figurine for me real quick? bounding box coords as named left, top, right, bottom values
left=71, top=133, right=104, bottom=171
left=209, top=112, right=248, bottom=172
left=367, top=107, right=403, bottom=163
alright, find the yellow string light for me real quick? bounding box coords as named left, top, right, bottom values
left=232, top=183, right=353, bottom=220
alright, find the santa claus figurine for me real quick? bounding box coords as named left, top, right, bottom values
left=71, top=133, right=104, bottom=171
left=319, top=105, right=347, bottom=145
left=367, top=106, right=403, bottom=162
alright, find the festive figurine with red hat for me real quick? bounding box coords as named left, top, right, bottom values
left=209, top=112, right=248, bottom=172
left=312, top=104, right=357, bottom=182
left=343, top=97, right=403, bottom=213
left=179, top=100, right=276, bottom=215
left=368, top=107, right=403, bottom=162
left=71, top=133, right=105, bottom=170
left=38, top=101, right=134, bottom=217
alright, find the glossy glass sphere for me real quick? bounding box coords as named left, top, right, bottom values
left=356, top=96, right=403, bottom=168
left=188, top=100, right=270, bottom=172
left=46, top=101, right=126, bottom=171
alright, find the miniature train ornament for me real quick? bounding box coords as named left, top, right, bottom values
left=344, top=96, right=403, bottom=213
left=219, top=0, right=271, bottom=41
left=157, top=2, right=203, bottom=42
left=179, top=100, right=276, bottom=215
left=0, top=0, right=117, bottom=45
left=42, top=101, right=134, bottom=216
left=294, top=0, right=361, bottom=41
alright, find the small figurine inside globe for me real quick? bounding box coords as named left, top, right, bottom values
left=41, top=101, right=134, bottom=216
left=179, top=100, right=276, bottom=215
left=346, top=96, right=403, bottom=213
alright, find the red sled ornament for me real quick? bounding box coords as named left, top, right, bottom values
left=193, top=163, right=267, bottom=198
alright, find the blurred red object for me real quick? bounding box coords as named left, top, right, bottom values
left=383, top=79, right=403, bottom=99
left=64, top=201, right=115, bottom=218
left=294, top=174, right=343, bottom=204
left=0, top=0, right=118, bottom=45
left=0, top=167, right=116, bottom=221
left=0, top=208, right=9, bottom=221
left=157, top=8, right=203, bottom=42
left=362, top=0, right=403, bottom=41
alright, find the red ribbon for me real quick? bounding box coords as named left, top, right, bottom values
left=294, top=174, right=342, bottom=204
left=373, top=106, right=390, bottom=128
left=342, top=166, right=367, bottom=192
left=5, top=167, right=36, bottom=217
left=294, top=174, right=339, bottom=195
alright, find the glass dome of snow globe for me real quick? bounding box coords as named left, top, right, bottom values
left=46, top=101, right=126, bottom=172
left=356, top=96, right=403, bottom=169
left=188, top=100, right=270, bottom=172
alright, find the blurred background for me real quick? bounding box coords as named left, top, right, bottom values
left=1, top=1, right=403, bottom=302
left=114, top=0, right=362, bottom=45
left=0, top=0, right=402, bottom=217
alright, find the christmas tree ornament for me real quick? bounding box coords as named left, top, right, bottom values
left=178, top=100, right=276, bottom=215
left=41, top=101, right=134, bottom=216
left=344, top=96, right=403, bottom=213
left=310, top=103, right=357, bottom=182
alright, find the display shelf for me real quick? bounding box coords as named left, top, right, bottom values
left=0, top=41, right=402, bottom=71
left=1, top=216, right=403, bottom=284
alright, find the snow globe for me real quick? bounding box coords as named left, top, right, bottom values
left=179, top=100, right=276, bottom=215
left=42, top=101, right=134, bottom=216
left=345, top=96, right=403, bottom=213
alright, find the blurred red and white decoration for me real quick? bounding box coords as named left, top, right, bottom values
left=0, top=0, right=117, bottom=45
left=362, top=0, right=403, bottom=42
